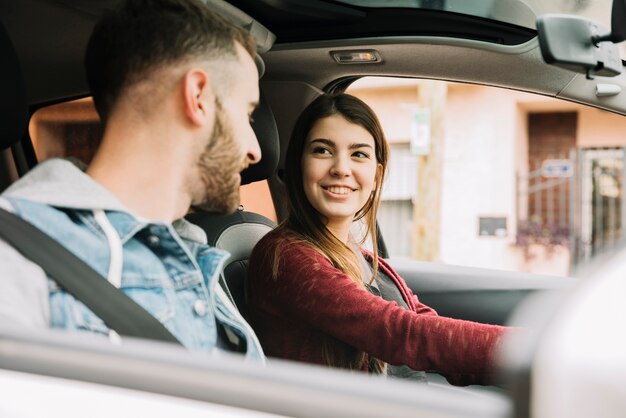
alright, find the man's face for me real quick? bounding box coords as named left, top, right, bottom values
left=193, top=44, right=261, bottom=214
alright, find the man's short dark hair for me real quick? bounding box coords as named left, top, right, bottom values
left=85, top=0, right=256, bottom=121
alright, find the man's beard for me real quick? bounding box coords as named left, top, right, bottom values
left=193, top=100, right=243, bottom=214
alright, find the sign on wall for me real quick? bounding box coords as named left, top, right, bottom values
left=410, top=108, right=431, bottom=156
left=478, top=216, right=507, bottom=237
left=541, top=159, right=574, bottom=178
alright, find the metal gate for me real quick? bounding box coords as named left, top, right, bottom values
left=579, top=148, right=625, bottom=261
left=516, top=147, right=626, bottom=270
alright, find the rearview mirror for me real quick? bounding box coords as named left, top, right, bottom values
left=536, top=14, right=622, bottom=79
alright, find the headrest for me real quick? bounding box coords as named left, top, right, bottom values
left=240, top=91, right=279, bottom=185
left=186, top=209, right=276, bottom=255
left=0, top=22, right=28, bottom=151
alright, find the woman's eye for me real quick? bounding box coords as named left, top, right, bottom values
left=353, top=151, right=369, bottom=159
left=312, top=146, right=331, bottom=155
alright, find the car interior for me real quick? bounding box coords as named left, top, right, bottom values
left=1, top=0, right=625, bottom=417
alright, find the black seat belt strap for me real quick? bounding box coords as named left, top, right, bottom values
left=0, top=208, right=181, bottom=345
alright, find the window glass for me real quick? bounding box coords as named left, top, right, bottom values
left=240, top=180, right=278, bottom=223
left=29, top=98, right=101, bottom=165
left=332, top=0, right=612, bottom=31
left=29, top=98, right=276, bottom=221
left=332, top=0, right=537, bottom=29
left=347, top=77, right=626, bottom=277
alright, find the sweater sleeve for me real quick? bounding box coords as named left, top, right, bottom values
left=0, top=237, right=51, bottom=329
left=0, top=198, right=50, bottom=329
left=253, top=238, right=506, bottom=386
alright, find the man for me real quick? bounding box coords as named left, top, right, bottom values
left=0, top=0, right=264, bottom=361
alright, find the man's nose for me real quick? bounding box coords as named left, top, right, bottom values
left=247, top=134, right=262, bottom=165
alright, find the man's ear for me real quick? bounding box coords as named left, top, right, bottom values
left=182, top=68, right=215, bottom=127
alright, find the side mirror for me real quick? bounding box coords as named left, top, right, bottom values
left=536, top=15, right=622, bottom=79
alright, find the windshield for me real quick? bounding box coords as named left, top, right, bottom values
left=332, top=0, right=613, bottom=31
left=331, top=0, right=624, bottom=58
left=525, top=0, right=612, bottom=28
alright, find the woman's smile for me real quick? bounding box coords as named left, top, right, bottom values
left=322, top=184, right=356, bottom=197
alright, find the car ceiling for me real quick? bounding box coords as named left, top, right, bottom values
left=0, top=0, right=98, bottom=104
left=2, top=0, right=626, bottom=117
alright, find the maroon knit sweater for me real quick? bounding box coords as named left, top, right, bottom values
left=247, top=229, right=507, bottom=386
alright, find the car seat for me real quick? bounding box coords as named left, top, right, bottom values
left=0, top=21, right=28, bottom=153
left=186, top=91, right=279, bottom=320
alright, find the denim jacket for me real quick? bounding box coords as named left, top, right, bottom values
left=0, top=159, right=264, bottom=362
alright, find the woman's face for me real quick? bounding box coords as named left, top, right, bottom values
left=302, top=115, right=379, bottom=235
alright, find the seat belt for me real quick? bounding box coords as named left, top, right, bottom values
left=0, top=208, right=181, bottom=345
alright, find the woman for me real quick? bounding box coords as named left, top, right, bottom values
left=247, top=93, right=507, bottom=385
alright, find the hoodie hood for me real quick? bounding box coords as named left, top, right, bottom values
left=2, top=158, right=207, bottom=243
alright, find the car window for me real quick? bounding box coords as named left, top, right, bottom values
left=29, top=98, right=102, bottom=165
left=28, top=98, right=277, bottom=222
left=347, top=77, right=626, bottom=277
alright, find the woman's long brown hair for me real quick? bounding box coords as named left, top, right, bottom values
left=272, top=93, right=389, bottom=372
